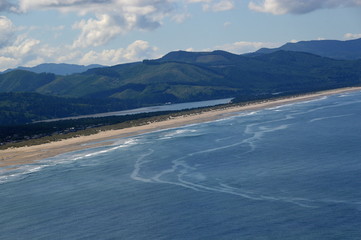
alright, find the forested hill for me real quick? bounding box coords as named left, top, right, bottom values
left=1, top=49, right=361, bottom=125
left=254, top=38, right=361, bottom=60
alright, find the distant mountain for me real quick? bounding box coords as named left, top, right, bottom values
left=254, top=38, right=361, bottom=60
left=158, top=50, right=243, bottom=64
left=4, top=63, right=104, bottom=75
left=1, top=49, right=361, bottom=124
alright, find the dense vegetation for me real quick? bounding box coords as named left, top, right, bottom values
left=0, top=92, right=139, bottom=125
left=0, top=110, right=179, bottom=147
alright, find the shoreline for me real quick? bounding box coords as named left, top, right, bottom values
left=1, top=86, right=361, bottom=168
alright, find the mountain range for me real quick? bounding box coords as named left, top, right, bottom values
left=3, top=63, right=104, bottom=76
left=1, top=38, right=361, bottom=125
left=254, top=38, right=361, bottom=60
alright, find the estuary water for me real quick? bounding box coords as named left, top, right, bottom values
left=1, top=91, right=361, bottom=239
left=39, top=98, right=233, bottom=122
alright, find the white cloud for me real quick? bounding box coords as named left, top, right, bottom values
left=15, top=0, right=174, bottom=26
left=248, top=0, right=361, bottom=15
left=25, top=57, right=45, bottom=67
left=15, top=0, right=114, bottom=13
left=1, top=34, right=40, bottom=58
left=55, top=49, right=82, bottom=63
left=203, top=0, right=234, bottom=12
left=0, top=38, right=160, bottom=71
left=72, top=14, right=122, bottom=48
left=171, top=12, right=191, bottom=23
left=0, top=2, right=168, bottom=70
left=0, top=18, right=41, bottom=70
left=187, top=0, right=235, bottom=11
left=223, top=21, right=231, bottom=27
left=0, top=0, right=236, bottom=55
left=214, top=41, right=280, bottom=53
left=0, top=14, right=159, bottom=70
left=11, top=0, right=175, bottom=47
left=123, top=40, right=159, bottom=61
left=0, top=18, right=72, bottom=70
left=187, top=0, right=211, bottom=2
left=344, top=33, right=361, bottom=40
left=0, top=34, right=41, bottom=71
left=79, top=40, right=159, bottom=65
left=0, top=16, right=15, bottom=47
left=0, top=56, right=18, bottom=71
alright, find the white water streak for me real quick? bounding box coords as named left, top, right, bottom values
left=309, top=114, right=354, bottom=123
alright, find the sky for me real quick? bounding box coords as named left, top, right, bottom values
left=0, top=0, right=360, bottom=71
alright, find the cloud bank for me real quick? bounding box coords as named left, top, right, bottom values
left=8, top=0, right=175, bottom=48
left=248, top=0, right=361, bottom=15
left=79, top=40, right=159, bottom=65
left=344, top=33, right=361, bottom=40
left=203, top=0, right=235, bottom=12
left=0, top=16, right=15, bottom=47
left=186, top=0, right=235, bottom=12
left=0, top=13, right=161, bottom=71
left=72, top=14, right=123, bottom=48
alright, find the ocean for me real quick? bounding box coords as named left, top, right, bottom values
left=1, top=91, right=361, bottom=239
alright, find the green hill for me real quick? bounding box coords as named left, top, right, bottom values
left=0, top=71, right=56, bottom=92
left=1, top=50, right=361, bottom=125
left=38, top=61, right=228, bottom=99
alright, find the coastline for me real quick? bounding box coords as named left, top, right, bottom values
left=1, top=86, right=361, bottom=168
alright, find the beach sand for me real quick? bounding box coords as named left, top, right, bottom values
left=1, top=87, right=361, bottom=168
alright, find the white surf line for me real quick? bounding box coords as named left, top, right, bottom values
left=221, top=183, right=361, bottom=208
left=285, top=97, right=361, bottom=122
left=309, top=114, right=354, bottom=123
left=154, top=177, right=205, bottom=192
left=176, top=173, right=316, bottom=208
left=0, top=164, right=48, bottom=184
left=148, top=161, right=203, bottom=192
left=130, top=149, right=155, bottom=183
left=150, top=160, right=204, bottom=192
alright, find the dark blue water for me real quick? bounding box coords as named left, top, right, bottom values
left=1, top=91, right=361, bottom=239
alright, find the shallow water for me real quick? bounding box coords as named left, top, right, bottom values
left=1, top=91, right=361, bottom=239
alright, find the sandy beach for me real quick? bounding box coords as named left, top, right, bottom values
left=1, top=86, right=361, bottom=168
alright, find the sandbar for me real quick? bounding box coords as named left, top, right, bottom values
left=1, top=87, right=361, bottom=168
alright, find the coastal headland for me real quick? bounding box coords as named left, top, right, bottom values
left=1, top=87, right=361, bottom=168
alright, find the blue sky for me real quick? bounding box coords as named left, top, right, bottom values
left=0, top=0, right=360, bottom=71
